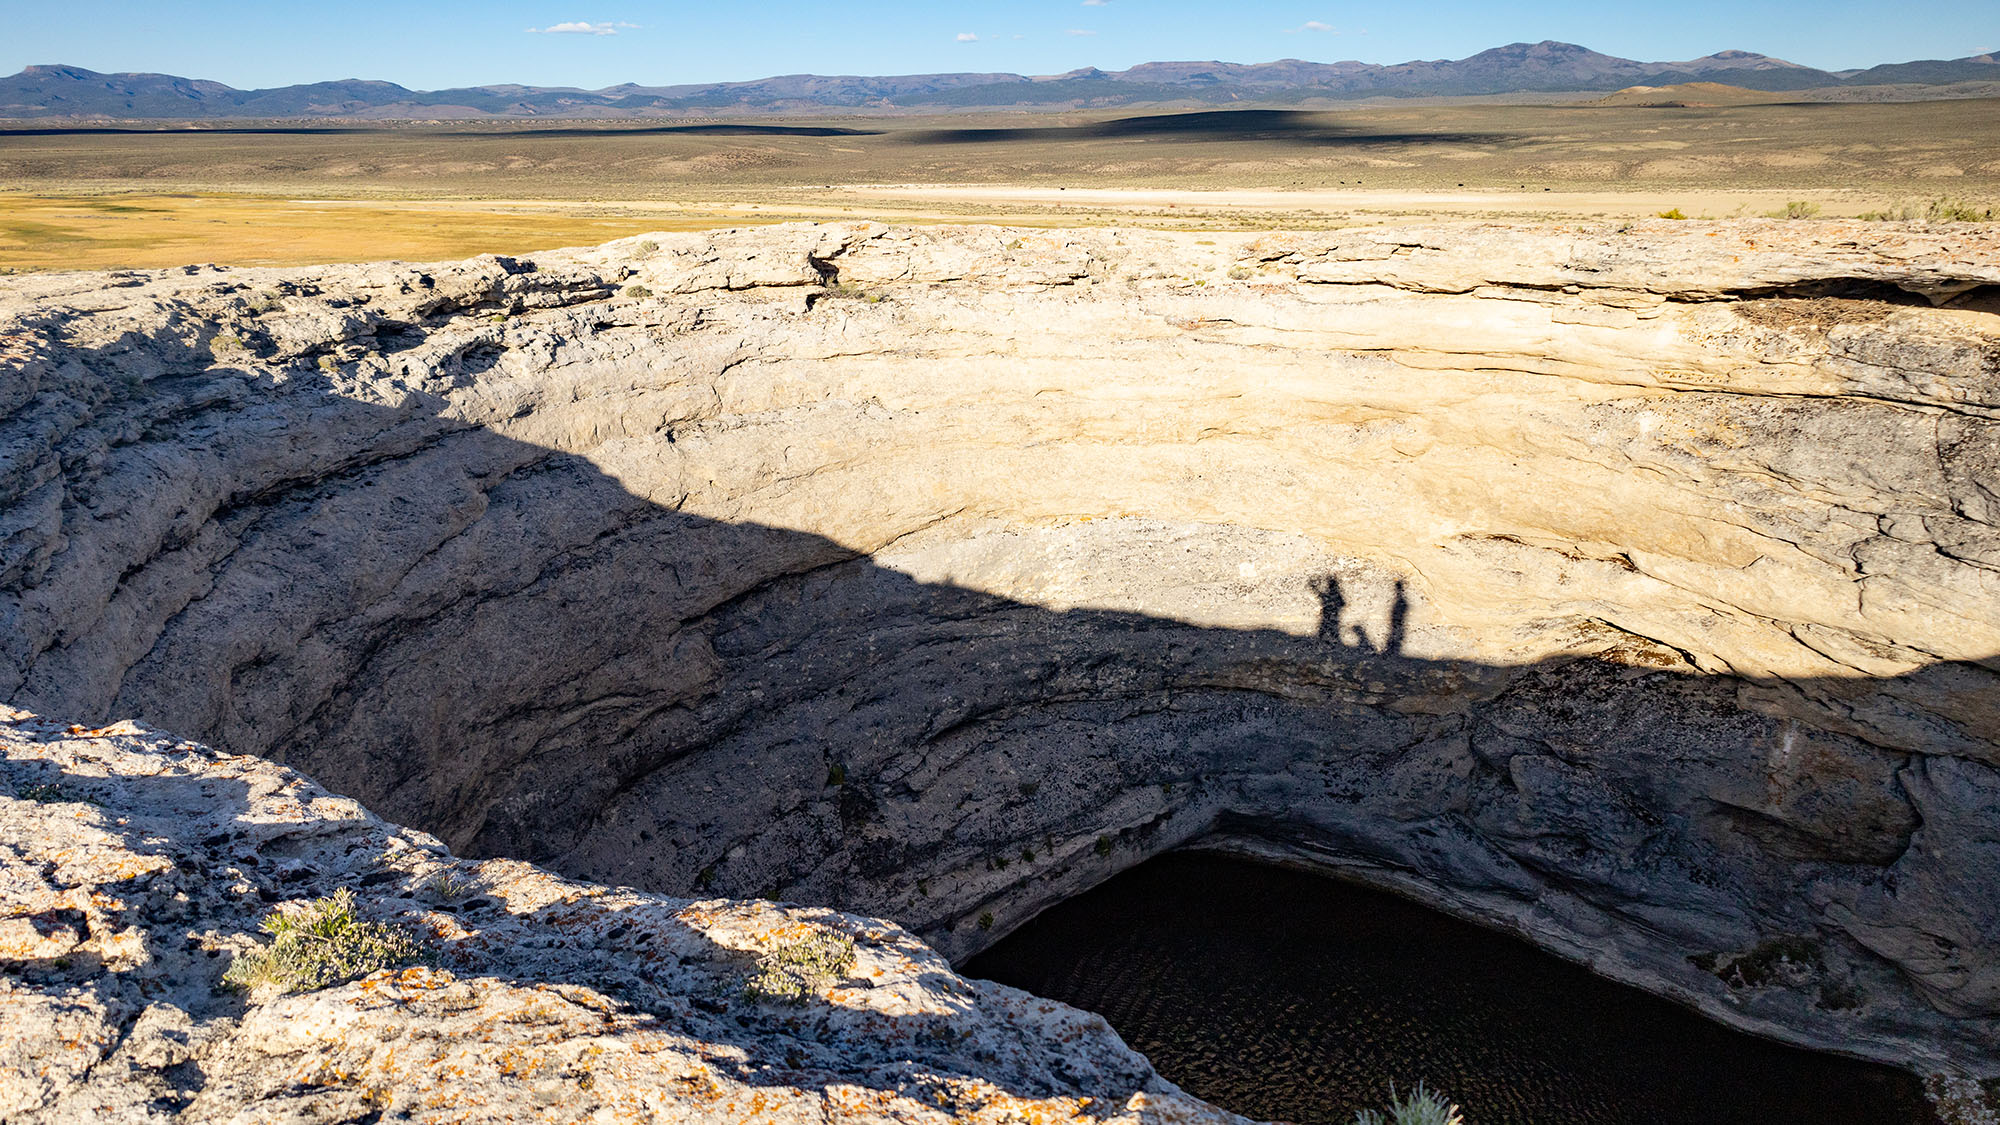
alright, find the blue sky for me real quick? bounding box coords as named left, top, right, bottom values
left=8, top=1, right=1998, bottom=90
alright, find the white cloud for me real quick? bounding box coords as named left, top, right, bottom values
left=1066, top=28, right=1097, bottom=36
left=1285, top=20, right=1337, bottom=33
left=526, top=20, right=639, bottom=35
left=956, top=31, right=980, bottom=41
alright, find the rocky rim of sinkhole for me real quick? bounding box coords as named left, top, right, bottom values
left=1, top=219, right=1998, bottom=1119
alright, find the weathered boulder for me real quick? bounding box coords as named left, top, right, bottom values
left=0, top=219, right=1996, bottom=1080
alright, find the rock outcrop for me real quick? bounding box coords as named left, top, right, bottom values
left=1, top=708, right=1231, bottom=1122
left=1, top=220, right=1997, bottom=1083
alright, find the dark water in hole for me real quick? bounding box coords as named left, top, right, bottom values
left=962, top=853, right=1937, bottom=1125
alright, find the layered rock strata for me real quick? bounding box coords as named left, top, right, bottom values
left=1, top=220, right=1996, bottom=1079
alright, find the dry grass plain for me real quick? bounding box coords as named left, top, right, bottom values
left=2, top=98, right=1998, bottom=270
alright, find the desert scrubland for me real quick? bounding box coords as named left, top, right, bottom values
left=2, top=98, right=1998, bottom=268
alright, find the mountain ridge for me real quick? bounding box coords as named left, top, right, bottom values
left=4, top=41, right=1997, bottom=118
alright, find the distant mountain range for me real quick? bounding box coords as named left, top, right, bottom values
left=5, top=42, right=1998, bottom=119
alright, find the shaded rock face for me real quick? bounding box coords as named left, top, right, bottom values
left=1, top=220, right=1997, bottom=1079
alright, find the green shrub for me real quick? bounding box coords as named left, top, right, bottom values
left=1859, top=197, right=1997, bottom=222
left=1352, top=1083, right=1465, bottom=1125
left=1925, top=197, right=1996, bottom=222
left=223, top=888, right=430, bottom=996
left=421, top=867, right=483, bottom=904
left=821, top=282, right=883, bottom=303
left=1655, top=208, right=1688, bottom=220
left=1227, top=265, right=1254, bottom=280
left=622, top=284, right=652, bottom=298
left=1859, top=201, right=1916, bottom=221
left=741, top=928, right=856, bottom=1005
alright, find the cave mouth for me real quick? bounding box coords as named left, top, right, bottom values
left=962, top=852, right=1938, bottom=1125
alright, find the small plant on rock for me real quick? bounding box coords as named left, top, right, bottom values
left=742, top=928, right=857, bottom=1005
left=821, top=282, right=883, bottom=303
left=1352, top=1083, right=1465, bottom=1125
left=223, top=888, right=430, bottom=996
left=623, top=284, right=653, bottom=299
left=1768, top=200, right=1821, bottom=220
left=1655, top=207, right=1688, bottom=220
left=421, top=867, right=483, bottom=904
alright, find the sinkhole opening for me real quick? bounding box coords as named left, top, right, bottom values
left=962, top=852, right=1936, bottom=1125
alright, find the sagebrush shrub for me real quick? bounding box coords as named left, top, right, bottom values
left=742, top=928, right=856, bottom=1005
left=223, top=888, right=430, bottom=995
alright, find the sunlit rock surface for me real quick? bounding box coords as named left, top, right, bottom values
left=0, top=710, right=1233, bottom=1123
left=1, top=220, right=1997, bottom=1083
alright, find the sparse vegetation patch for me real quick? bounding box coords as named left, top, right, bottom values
left=821, top=281, right=884, bottom=303
left=422, top=867, right=484, bottom=903
left=223, top=888, right=431, bottom=996
left=741, top=928, right=856, bottom=1005
left=1352, top=1083, right=1465, bottom=1125
left=1858, top=197, right=1997, bottom=222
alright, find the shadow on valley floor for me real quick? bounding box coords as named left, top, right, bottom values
left=0, top=276, right=1995, bottom=1113
left=896, top=108, right=1515, bottom=146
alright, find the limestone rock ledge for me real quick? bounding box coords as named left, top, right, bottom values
left=3, top=219, right=2000, bottom=1087
left=0, top=707, right=1234, bottom=1125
